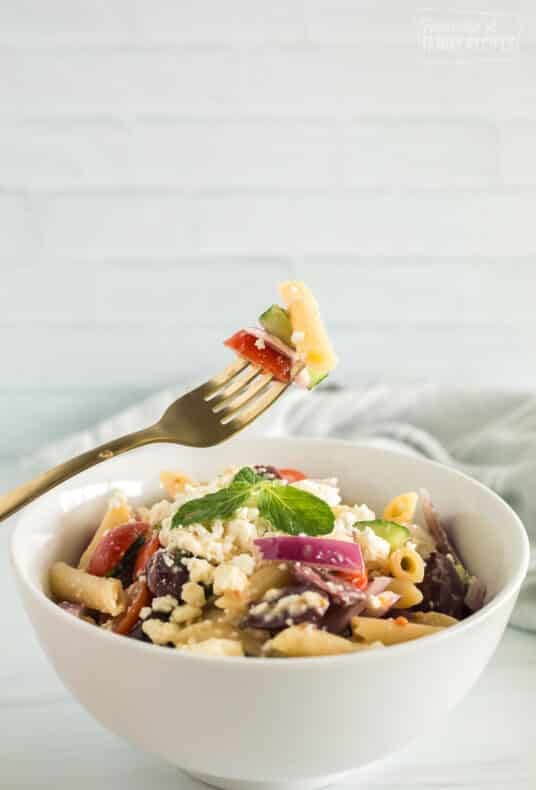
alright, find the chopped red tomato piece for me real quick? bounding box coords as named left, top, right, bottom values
left=88, top=521, right=149, bottom=577
left=113, top=579, right=151, bottom=636
left=224, top=330, right=292, bottom=382
left=278, top=467, right=307, bottom=483
left=133, top=532, right=161, bottom=579
left=339, top=570, right=368, bottom=591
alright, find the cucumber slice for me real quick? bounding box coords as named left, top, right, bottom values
left=356, top=520, right=410, bottom=549
left=307, top=369, right=329, bottom=390
left=259, top=304, right=294, bottom=346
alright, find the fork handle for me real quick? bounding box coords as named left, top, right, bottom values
left=0, top=424, right=164, bottom=523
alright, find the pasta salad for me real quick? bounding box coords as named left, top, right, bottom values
left=50, top=465, right=485, bottom=658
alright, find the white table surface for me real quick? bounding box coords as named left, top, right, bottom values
left=2, top=518, right=535, bottom=790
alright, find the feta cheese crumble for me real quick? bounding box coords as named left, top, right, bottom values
left=170, top=604, right=202, bottom=625
left=213, top=564, right=248, bottom=595
left=181, top=582, right=206, bottom=608
left=354, top=527, right=391, bottom=565
left=260, top=590, right=329, bottom=622
left=230, top=553, right=256, bottom=576
left=152, top=595, right=178, bottom=614
left=291, top=478, right=341, bottom=507
left=183, top=557, right=215, bottom=585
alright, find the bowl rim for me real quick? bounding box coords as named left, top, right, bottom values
left=10, top=437, right=530, bottom=668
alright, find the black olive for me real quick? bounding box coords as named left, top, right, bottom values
left=242, top=584, right=329, bottom=632
left=418, top=552, right=466, bottom=618
left=253, top=465, right=283, bottom=480
left=146, top=549, right=190, bottom=598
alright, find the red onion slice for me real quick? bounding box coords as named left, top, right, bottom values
left=364, top=590, right=400, bottom=617
left=365, top=576, right=393, bottom=596
left=293, top=367, right=312, bottom=389
left=255, top=536, right=364, bottom=573
left=246, top=327, right=300, bottom=362
left=420, top=489, right=457, bottom=558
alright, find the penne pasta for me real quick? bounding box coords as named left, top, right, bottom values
left=143, top=616, right=239, bottom=647
left=78, top=494, right=131, bottom=570
left=389, top=547, right=425, bottom=583
left=246, top=563, right=291, bottom=602
left=173, top=618, right=239, bottom=646
left=409, top=611, right=458, bottom=628
left=383, top=492, right=418, bottom=524
left=351, top=616, right=443, bottom=646
left=50, top=561, right=126, bottom=616
left=387, top=578, right=424, bottom=608
left=160, top=470, right=195, bottom=498
left=214, top=591, right=249, bottom=619
left=180, top=638, right=244, bottom=657
left=265, top=624, right=365, bottom=657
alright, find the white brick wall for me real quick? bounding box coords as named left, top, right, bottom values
left=0, top=120, right=501, bottom=190
left=1, top=1, right=536, bottom=462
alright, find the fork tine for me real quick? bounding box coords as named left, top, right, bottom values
left=159, top=357, right=294, bottom=447
left=202, top=358, right=250, bottom=396
left=214, top=372, right=273, bottom=417
left=220, top=380, right=288, bottom=428
left=207, top=364, right=262, bottom=403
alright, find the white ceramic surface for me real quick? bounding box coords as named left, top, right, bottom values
left=10, top=438, right=529, bottom=790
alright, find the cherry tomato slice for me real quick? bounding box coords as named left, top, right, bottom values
left=278, top=467, right=307, bottom=483
left=224, top=330, right=292, bottom=382
left=113, top=579, right=151, bottom=636
left=88, top=521, right=149, bottom=577
left=339, top=570, right=368, bottom=591
left=133, top=532, right=161, bottom=579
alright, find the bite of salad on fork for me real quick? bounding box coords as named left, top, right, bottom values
left=224, top=281, right=338, bottom=388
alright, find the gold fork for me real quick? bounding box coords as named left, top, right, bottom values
left=0, top=358, right=294, bottom=522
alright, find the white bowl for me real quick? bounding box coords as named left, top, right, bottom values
left=11, top=438, right=529, bottom=790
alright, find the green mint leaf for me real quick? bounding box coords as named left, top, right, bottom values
left=257, top=485, right=334, bottom=536
left=232, top=466, right=264, bottom=486
left=171, top=486, right=250, bottom=527
left=171, top=466, right=258, bottom=528
left=170, top=465, right=335, bottom=536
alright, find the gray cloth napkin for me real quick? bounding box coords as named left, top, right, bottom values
left=19, top=383, right=535, bottom=631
